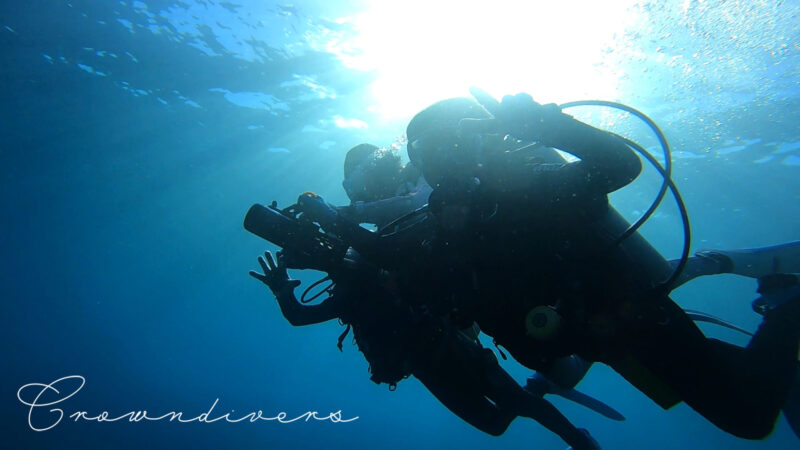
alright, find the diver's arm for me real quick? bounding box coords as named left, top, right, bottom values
left=340, top=179, right=433, bottom=228
left=466, top=90, right=641, bottom=194
left=536, top=114, right=642, bottom=193
left=500, top=115, right=641, bottom=198
left=273, top=288, right=340, bottom=326
left=341, top=197, right=411, bottom=228
left=250, top=251, right=339, bottom=326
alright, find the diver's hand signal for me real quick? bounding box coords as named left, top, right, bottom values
left=462, top=87, right=564, bottom=143
left=458, top=87, right=503, bottom=136
left=468, top=87, right=502, bottom=115
left=250, top=251, right=301, bottom=297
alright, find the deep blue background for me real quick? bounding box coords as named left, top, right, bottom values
left=2, top=1, right=798, bottom=448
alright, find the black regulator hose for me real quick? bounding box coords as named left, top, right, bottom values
left=620, top=134, right=691, bottom=290
left=559, top=100, right=690, bottom=291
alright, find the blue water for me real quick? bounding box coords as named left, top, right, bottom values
left=2, top=1, right=799, bottom=449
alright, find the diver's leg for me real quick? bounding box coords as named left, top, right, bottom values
left=412, top=333, right=514, bottom=436
left=670, top=252, right=733, bottom=288
left=413, top=368, right=513, bottom=436
left=783, top=366, right=800, bottom=439
left=625, top=292, right=799, bottom=439
left=672, top=240, right=800, bottom=288
left=525, top=368, right=627, bottom=422
left=476, top=347, right=600, bottom=449
left=533, top=355, right=593, bottom=390
left=524, top=355, right=599, bottom=415
left=711, top=240, right=800, bottom=278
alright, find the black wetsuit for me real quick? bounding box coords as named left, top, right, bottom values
left=394, top=112, right=800, bottom=439
left=429, top=189, right=797, bottom=438
left=270, top=251, right=598, bottom=449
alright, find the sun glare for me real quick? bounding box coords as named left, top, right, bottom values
left=344, top=0, right=641, bottom=119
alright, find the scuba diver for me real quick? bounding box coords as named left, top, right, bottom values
left=334, top=142, right=800, bottom=293
left=243, top=89, right=799, bottom=443
left=391, top=90, right=800, bottom=440
left=248, top=248, right=601, bottom=450
left=310, top=137, right=800, bottom=429
left=271, top=142, right=621, bottom=422
left=525, top=241, right=800, bottom=424
left=336, top=143, right=432, bottom=228
left=306, top=133, right=800, bottom=425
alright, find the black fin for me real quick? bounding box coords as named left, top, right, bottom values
left=783, top=365, right=800, bottom=440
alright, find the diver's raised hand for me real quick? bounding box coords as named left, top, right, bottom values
left=249, top=251, right=301, bottom=297
left=460, top=87, right=564, bottom=142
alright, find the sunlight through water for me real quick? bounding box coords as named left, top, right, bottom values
left=338, top=0, right=642, bottom=118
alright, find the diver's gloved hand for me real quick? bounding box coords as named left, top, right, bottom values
left=249, top=251, right=301, bottom=298
left=460, top=87, right=565, bottom=143
left=297, top=192, right=339, bottom=228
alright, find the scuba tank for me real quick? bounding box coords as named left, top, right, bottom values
left=594, top=203, right=674, bottom=289
left=529, top=144, right=675, bottom=291
left=516, top=100, right=692, bottom=409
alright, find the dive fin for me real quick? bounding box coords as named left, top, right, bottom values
left=699, top=241, right=800, bottom=279
left=551, top=385, right=627, bottom=422
left=526, top=373, right=626, bottom=421
left=783, top=364, right=800, bottom=440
